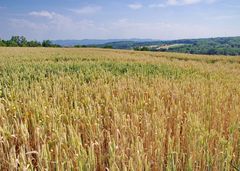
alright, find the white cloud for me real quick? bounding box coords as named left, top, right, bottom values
left=182, top=0, right=202, bottom=5
left=69, top=6, right=102, bottom=15
left=128, top=3, right=143, bottom=10
left=98, top=18, right=229, bottom=40
left=29, top=11, right=56, bottom=19
left=167, top=0, right=179, bottom=5
left=150, top=0, right=217, bottom=8
left=10, top=19, right=48, bottom=30
left=206, top=0, right=217, bottom=4
left=10, top=11, right=98, bottom=40
left=211, top=15, right=239, bottom=20
left=29, top=10, right=94, bottom=31
left=8, top=19, right=49, bottom=40
left=8, top=14, right=239, bottom=40
left=149, top=4, right=166, bottom=8
left=166, top=0, right=204, bottom=6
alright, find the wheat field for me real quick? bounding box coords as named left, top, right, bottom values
left=0, top=47, right=239, bottom=170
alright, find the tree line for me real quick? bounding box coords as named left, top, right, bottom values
left=166, top=38, right=240, bottom=56
left=96, top=37, right=240, bottom=56
left=0, top=36, right=61, bottom=47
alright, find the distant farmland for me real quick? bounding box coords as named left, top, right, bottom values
left=0, top=47, right=239, bottom=170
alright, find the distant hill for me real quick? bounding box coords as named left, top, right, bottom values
left=52, top=36, right=240, bottom=56
left=94, top=36, right=240, bottom=56
left=52, top=39, right=153, bottom=46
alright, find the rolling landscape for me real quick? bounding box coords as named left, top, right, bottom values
left=0, top=0, right=240, bottom=170
left=2, top=36, right=240, bottom=56
left=64, top=36, right=240, bottom=56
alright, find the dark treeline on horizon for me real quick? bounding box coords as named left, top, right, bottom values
left=0, top=36, right=61, bottom=47
left=1, top=35, right=240, bottom=56
left=100, top=36, right=240, bottom=56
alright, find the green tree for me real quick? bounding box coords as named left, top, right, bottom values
left=42, top=40, right=52, bottom=47
left=7, top=40, right=18, bottom=47
left=10, top=36, right=27, bottom=46
left=27, top=40, right=41, bottom=47
left=103, top=45, right=113, bottom=49
left=0, top=39, right=6, bottom=46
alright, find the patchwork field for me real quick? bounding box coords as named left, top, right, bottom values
left=0, top=47, right=240, bottom=170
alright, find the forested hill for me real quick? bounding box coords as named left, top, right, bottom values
left=1, top=36, right=240, bottom=56
left=166, top=37, right=240, bottom=55
left=95, top=37, right=240, bottom=56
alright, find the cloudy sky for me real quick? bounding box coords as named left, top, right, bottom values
left=0, top=0, right=240, bottom=40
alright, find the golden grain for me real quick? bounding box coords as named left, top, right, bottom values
left=0, top=47, right=239, bottom=170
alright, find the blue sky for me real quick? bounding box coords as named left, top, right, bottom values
left=0, top=0, right=240, bottom=40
